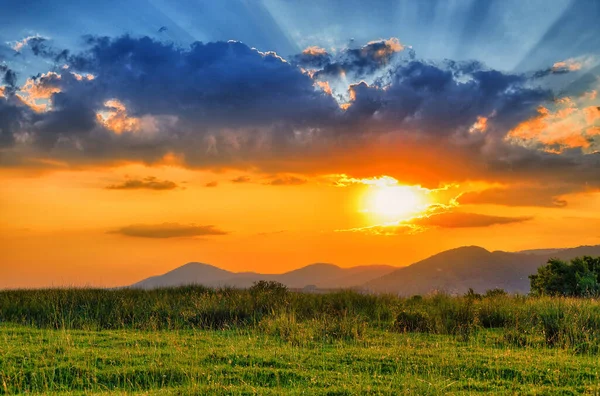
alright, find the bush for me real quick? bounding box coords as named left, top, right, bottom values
left=249, top=281, right=289, bottom=316
left=530, top=256, right=600, bottom=297
left=394, top=311, right=431, bottom=333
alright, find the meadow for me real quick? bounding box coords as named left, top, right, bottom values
left=1, top=285, right=599, bottom=394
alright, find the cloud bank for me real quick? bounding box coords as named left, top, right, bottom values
left=0, top=34, right=598, bottom=196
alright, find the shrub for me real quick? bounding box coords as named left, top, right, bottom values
left=393, top=311, right=431, bottom=333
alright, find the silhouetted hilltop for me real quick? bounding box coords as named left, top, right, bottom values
left=131, top=262, right=395, bottom=290
left=131, top=245, right=600, bottom=293
left=365, top=245, right=600, bottom=295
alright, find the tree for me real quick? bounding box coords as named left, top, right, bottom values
left=529, top=256, right=600, bottom=297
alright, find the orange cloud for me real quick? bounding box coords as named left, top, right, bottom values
left=469, top=116, right=488, bottom=134
left=110, top=223, right=228, bottom=238
left=16, top=72, right=61, bottom=112
left=302, top=46, right=328, bottom=56
left=11, top=35, right=45, bottom=52
left=96, top=99, right=141, bottom=134
left=552, top=59, right=582, bottom=72
left=71, top=72, right=95, bottom=81
left=366, top=38, right=404, bottom=59
left=316, top=81, right=332, bottom=95
left=106, top=176, right=178, bottom=190
left=507, top=95, right=600, bottom=152
left=266, top=175, right=307, bottom=186
left=336, top=211, right=531, bottom=236
left=410, top=212, right=532, bottom=228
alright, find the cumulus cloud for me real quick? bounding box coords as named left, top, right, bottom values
left=293, top=46, right=331, bottom=69
left=106, top=176, right=178, bottom=190
left=10, top=35, right=47, bottom=53
left=506, top=93, right=600, bottom=153
left=314, top=38, right=405, bottom=80
left=14, top=36, right=69, bottom=62
left=0, top=34, right=599, bottom=196
left=110, top=223, right=228, bottom=238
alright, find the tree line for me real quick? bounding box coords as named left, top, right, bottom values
left=529, top=256, right=600, bottom=297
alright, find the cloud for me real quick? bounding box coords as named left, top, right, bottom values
left=205, top=181, right=218, bottom=187
left=266, top=175, right=307, bottom=186
left=506, top=93, right=600, bottom=153
left=110, top=223, right=228, bottom=238
left=0, top=65, right=17, bottom=91
left=314, top=38, right=405, bottom=80
left=410, top=212, right=532, bottom=228
left=256, top=230, right=287, bottom=236
left=96, top=99, right=141, bottom=134
left=16, top=36, right=69, bottom=62
left=293, top=46, right=331, bottom=69
left=337, top=211, right=532, bottom=236
left=0, top=34, right=598, bottom=193
left=231, top=176, right=251, bottom=183
left=532, top=57, right=593, bottom=79
left=106, top=176, right=178, bottom=190
left=10, top=35, right=47, bottom=52
left=458, top=186, right=570, bottom=208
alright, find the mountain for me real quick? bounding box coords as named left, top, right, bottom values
left=131, top=262, right=396, bottom=290
left=131, top=262, right=236, bottom=289
left=365, top=245, right=600, bottom=295
left=130, top=245, right=600, bottom=293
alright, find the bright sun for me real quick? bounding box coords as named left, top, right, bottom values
left=365, top=186, right=425, bottom=220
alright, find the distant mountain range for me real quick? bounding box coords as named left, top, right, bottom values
left=131, top=245, right=600, bottom=295
left=132, top=262, right=396, bottom=290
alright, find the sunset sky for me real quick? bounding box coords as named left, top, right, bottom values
left=1, top=0, right=599, bottom=288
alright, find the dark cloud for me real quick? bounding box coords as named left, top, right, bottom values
left=1, top=68, right=17, bottom=88
left=0, top=92, right=33, bottom=147
left=458, top=186, right=571, bottom=208
left=266, top=175, right=307, bottom=186
left=314, top=38, right=404, bottom=79
left=25, top=37, right=70, bottom=62
left=106, top=176, right=178, bottom=190
left=344, top=60, right=547, bottom=137
left=292, top=47, right=331, bottom=69
left=411, top=212, right=532, bottom=228
left=0, top=34, right=598, bottom=193
left=205, top=181, right=218, bottom=187
left=67, top=36, right=337, bottom=127
left=231, top=176, right=251, bottom=183
left=110, top=223, right=228, bottom=238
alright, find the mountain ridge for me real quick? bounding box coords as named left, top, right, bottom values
left=130, top=245, right=600, bottom=293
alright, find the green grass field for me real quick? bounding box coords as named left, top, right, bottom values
left=1, top=286, right=599, bottom=394
left=3, top=325, right=600, bottom=395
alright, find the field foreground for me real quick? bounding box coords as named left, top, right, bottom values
left=1, top=325, right=599, bottom=395
left=1, top=287, right=600, bottom=394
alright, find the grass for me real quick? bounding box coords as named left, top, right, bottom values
left=1, top=286, right=599, bottom=394
left=2, top=325, right=600, bottom=395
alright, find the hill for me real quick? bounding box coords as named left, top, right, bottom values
left=131, top=262, right=396, bottom=290
left=365, top=245, right=600, bottom=295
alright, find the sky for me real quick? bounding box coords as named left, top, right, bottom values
left=1, top=0, right=599, bottom=288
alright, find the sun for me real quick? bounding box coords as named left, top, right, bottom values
left=364, top=185, right=426, bottom=220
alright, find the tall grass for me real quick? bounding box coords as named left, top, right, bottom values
left=0, top=286, right=598, bottom=353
